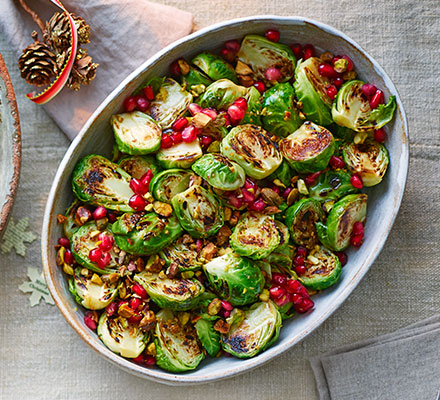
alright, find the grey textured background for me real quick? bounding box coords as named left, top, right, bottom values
left=0, top=0, right=439, bottom=399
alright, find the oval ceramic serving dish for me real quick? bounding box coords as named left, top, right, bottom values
left=42, top=16, right=409, bottom=385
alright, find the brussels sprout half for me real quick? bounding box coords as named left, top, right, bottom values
left=222, top=301, right=282, bottom=358
left=171, top=185, right=224, bottom=238
left=159, top=240, right=203, bottom=272
left=293, top=57, right=333, bottom=126
left=155, top=310, right=205, bottom=372
left=285, top=198, right=324, bottom=249
left=97, top=312, right=147, bottom=358
left=111, top=111, right=162, bottom=155
left=156, top=139, right=203, bottom=169
left=316, top=194, right=368, bottom=251
left=308, top=170, right=359, bottom=202
left=147, top=78, right=193, bottom=129
left=221, top=124, right=282, bottom=179
left=192, top=153, right=246, bottom=191
left=149, top=168, right=195, bottom=203
left=279, top=121, right=335, bottom=173
left=72, top=155, right=135, bottom=212
left=332, top=80, right=396, bottom=132
left=230, top=212, right=281, bottom=260
left=299, top=246, right=342, bottom=290
left=237, top=35, right=296, bottom=85
left=195, top=317, right=222, bottom=357
left=118, top=155, right=161, bottom=179
left=342, top=140, right=389, bottom=187
left=203, top=252, right=265, bottom=306
left=111, top=212, right=182, bottom=255
left=134, top=271, right=205, bottom=311
left=261, top=82, right=302, bottom=138
left=198, top=79, right=247, bottom=110
left=69, top=268, right=119, bottom=310
left=192, top=52, right=237, bottom=83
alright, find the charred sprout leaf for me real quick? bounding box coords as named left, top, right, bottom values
left=111, top=111, right=162, bottom=155
left=156, top=139, right=203, bottom=169
left=221, top=124, right=282, bottom=179
left=155, top=310, right=205, bottom=372
left=261, top=82, right=302, bottom=137
left=230, top=212, right=280, bottom=260
left=192, top=52, right=237, bottom=83
left=198, top=79, right=247, bottom=109
left=294, top=57, right=333, bottom=126
left=97, top=312, right=147, bottom=358
left=159, top=241, right=203, bottom=272
left=192, top=153, right=246, bottom=191
left=237, top=35, right=296, bottom=84
left=241, top=86, right=263, bottom=126
left=171, top=185, right=224, bottom=238
left=308, top=170, right=359, bottom=202
left=181, top=65, right=212, bottom=89
left=118, top=155, right=161, bottom=179
left=147, top=78, right=193, bottom=129
left=149, top=168, right=195, bottom=203
left=343, top=140, right=389, bottom=186
left=203, top=252, right=265, bottom=306
left=222, top=301, right=282, bottom=358
left=316, top=193, right=367, bottom=251
left=299, top=246, right=342, bottom=290
left=195, top=318, right=221, bottom=357
left=266, top=161, right=294, bottom=187
left=111, top=212, right=182, bottom=255
left=274, top=220, right=290, bottom=247
left=72, top=155, right=135, bottom=212
left=279, top=121, right=335, bottom=173
left=332, top=80, right=396, bottom=132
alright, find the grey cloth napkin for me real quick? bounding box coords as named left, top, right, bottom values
left=310, top=315, right=440, bottom=400
left=0, top=0, right=193, bottom=140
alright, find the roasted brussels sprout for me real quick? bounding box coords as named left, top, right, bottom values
left=155, top=310, right=205, bottom=372
left=198, top=79, right=247, bottom=109
left=342, top=140, right=389, bottom=186
left=134, top=271, right=205, bottom=311
left=274, top=220, right=290, bottom=247
left=308, top=170, right=359, bottom=202
left=192, top=52, right=237, bottom=83
left=222, top=301, right=282, bottom=358
left=72, top=155, right=135, bottom=212
left=285, top=198, right=324, bottom=249
left=118, top=155, right=161, bottom=179
left=237, top=35, right=296, bottom=84
left=230, top=212, right=280, bottom=260
left=111, top=111, right=162, bottom=155
left=192, top=153, right=246, bottom=191
left=316, top=194, right=368, bottom=251
left=149, top=168, right=195, bottom=203
left=261, top=82, right=302, bottom=137
left=97, top=312, right=147, bottom=358
left=69, top=268, right=119, bottom=310
left=195, top=317, right=221, bottom=357
left=159, top=240, right=203, bottom=272
left=156, top=139, right=203, bottom=169
left=299, top=246, right=342, bottom=290
left=293, top=57, right=333, bottom=126
left=147, top=78, right=193, bottom=129
left=332, top=80, right=396, bottom=132
left=221, top=124, right=282, bottom=179
left=111, top=212, right=182, bottom=255
left=203, top=252, right=265, bottom=306
left=279, top=121, right=335, bottom=173
left=171, top=185, right=224, bottom=238
left=266, top=161, right=294, bottom=187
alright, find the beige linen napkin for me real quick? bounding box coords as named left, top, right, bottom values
left=0, top=0, right=193, bottom=139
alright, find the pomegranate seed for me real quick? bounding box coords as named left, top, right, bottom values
left=171, top=132, right=183, bottom=145
left=361, top=83, right=377, bottom=97
left=227, top=104, right=245, bottom=122
left=128, top=312, right=143, bottom=324
left=132, top=354, right=144, bottom=364
left=123, top=96, right=136, bottom=113
left=188, top=103, right=202, bottom=116
left=290, top=43, right=303, bottom=58
left=352, top=221, right=364, bottom=236
left=241, top=188, right=255, bottom=203
left=129, top=297, right=141, bottom=310
left=269, top=286, right=285, bottom=299
left=227, top=193, right=243, bottom=209
left=93, top=206, right=107, bottom=220
left=105, top=302, right=117, bottom=316
left=223, top=113, right=231, bottom=127
left=134, top=95, right=149, bottom=112
left=84, top=312, right=97, bottom=330
left=254, top=81, right=266, bottom=93
left=221, top=300, right=233, bottom=311
left=265, top=29, right=280, bottom=43
left=351, top=234, right=363, bottom=248
left=265, top=67, right=281, bottom=81
left=107, top=212, right=117, bottom=223
left=144, top=355, right=156, bottom=366
left=220, top=48, right=235, bottom=63
left=286, top=279, right=302, bottom=294
left=295, top=265, right=307, bottom=275
left=293, top=255, right=305, bottom=267
left=335, top=252, right=348, bottom=267
left=329, top=155, right=345, bottom=169
left=129, top=194, right=148, bottom=211
left=142, top=85, right=155, bottom=101
left=270, top=185, right=280, bottom=194
left=58, top=237, right=70, bottom=248
left=305, top=171, right=322, bottom=186
left=130, top=178, right=148, bottom=195
left=140, top=170, right=153, bottom=190
left=303, top=44, right=315, bottom=59
left=161, top=134, right=173, bottom=149
left=172, top=117, right=188, bottom=131
left=201, top=108, right=218, bottom=119
left=97, top=252, right=111, bottom=269
left=297, top=285, right=310, bottom=298
left=170, top=60, right=181, bottom=76
left=224, top=39, right=240, bottom=52
left=374, top=128, right=387, bottom=143
left=274, top=293, right=290, bottom=307
left=318, top=63, right=338, bottom=78
left=248, top=198, right=265, bottom=212
left=132, top=283, right=147, bottom=299
left=333, top=77, right=344, bottom=88
left=89, top=248, right=102, bottom=263
left=296, top=298, right=314, bottom=313
left=370, top=89, right=384, bottom=109
left=182, top=126, right=198, bottom=143
left=64, top=249, right=74, bottom=265
left=350, top=174, right=364, bottom=189
left=244, top=178, right=257, bottom=191
left=201, top=135, right=214, bottom=147
left=222, top=310, right=231, bottom=318
left=341, top=55, right=354, bottom=71
left=98, top=233, right=114, bottom=252
left=296, top=246, right=307, bottom=258
left=326, top=85, right=338, bottom=100
left=282, top=187, right=292, bottom=200
left=234, top=97, right=248, bottom=111
left=272, top=273, right=287, bottom=287
left=290, top=293, right=303, bottom=305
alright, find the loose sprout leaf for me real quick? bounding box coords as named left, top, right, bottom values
left=308, top=170, right=359, bottom=202
left=192, top=52, right=237, bottom=83
left=198, top=79, right=248, bottom=110
left=368, top=95, right=396, bottom=128
left=195, top=318, right=221, bottom=357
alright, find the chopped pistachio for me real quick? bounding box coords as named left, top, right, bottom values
left=297, top=179, right=309, bottom=195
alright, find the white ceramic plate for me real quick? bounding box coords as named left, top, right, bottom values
left=42, top=16, right=409, bottom=385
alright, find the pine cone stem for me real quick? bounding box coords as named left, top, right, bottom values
left=17, top=0, right=46, bottom=35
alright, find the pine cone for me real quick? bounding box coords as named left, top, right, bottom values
left=18, top=32, right=58, bottom=86
left=57, top=48, right=98, bottom=91
left=44, top=12, right=90, bottom=52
